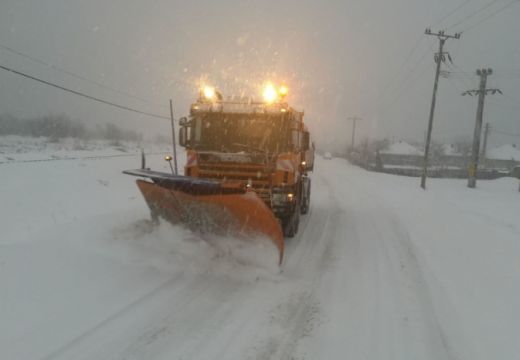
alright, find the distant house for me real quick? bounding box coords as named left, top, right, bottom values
left=487, top=144, right=520, bottom=161
left=369, top=139, right=518, bottom=178
left=381, top=141, right=422, bottom=156
left=441, top=144, right=460, bottom=156
left=379, top=140, right=423, bottom=168
left=485, top=144, right=520, bottom=171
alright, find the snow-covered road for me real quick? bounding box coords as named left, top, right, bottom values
left=2, top=144, right=519, bottom=360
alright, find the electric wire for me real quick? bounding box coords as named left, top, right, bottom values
left=447, top=0, right=502, bottom=29
left=374, top=40, right=436, bottom=114
left=445, top=61, right=474, bottom=89
left=0, top=63, right=170, bottom=120
left=379, top=52, right=434, bottom=114
left=432, top=0, right=474, bottom=27
left=374, top=0, right=471, bottom=111
left=461, top=0, right=520, bottom=32
left=490, top=128, right=520, bottom=136
left=389, top=43, right=437, bottom=100
left=0, top=42, right=167, bottom=108
left=375, top=35, right=424, bottom=104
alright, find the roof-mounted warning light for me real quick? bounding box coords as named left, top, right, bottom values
left=199, top=85, right=223, bottom=102
left=262, top=83, right=289, bottom=104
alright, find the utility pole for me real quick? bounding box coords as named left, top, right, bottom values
left=169, top=99, right=178, bottom=175
left=462, top=69, right=501, bottom=188
left=481, top=122, right=490, bottom=168
left=347, top=116, right=362, bottom=152
left=420, top=29, right=461, bottom=189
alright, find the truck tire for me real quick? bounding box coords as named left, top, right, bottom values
left=300, top=178, right=311, bottom=215
left=283, top=202, right=300, bottom=237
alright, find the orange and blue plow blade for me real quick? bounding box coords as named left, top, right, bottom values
left=123, top=169, right=284, bottom=264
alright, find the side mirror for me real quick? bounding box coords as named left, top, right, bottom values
left=179, top=127, right=188, bottom=147
left=302, top=132, right=310, bottom=151
left=179, top=116, right=188, bottom=126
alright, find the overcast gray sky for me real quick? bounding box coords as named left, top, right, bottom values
left=0, top=0, right=519, bottom=151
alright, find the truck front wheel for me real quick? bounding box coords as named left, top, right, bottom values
left=300, top=177, right=311, bottom=215
left=282, top=202, right=300, bottom=237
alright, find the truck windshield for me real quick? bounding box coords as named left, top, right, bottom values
left=190, top=113, right=290, bottom=153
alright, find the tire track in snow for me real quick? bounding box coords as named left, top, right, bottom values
left=113, top=275, right=251, bottom=360
left=40, top=272, right=186, bottom=360
left=27, top=156, right=464, bottom=360
left=325, top=160, right=459, bottom=359
left=42, top=266, right=236, bottom=360
left=249, top=167, right=343, bottom=359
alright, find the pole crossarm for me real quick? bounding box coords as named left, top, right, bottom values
left=462, top=89, right=502, bottom=96
left=425, top=29, right=462, bottom=40
left=347, top=116, right=362, bottom=122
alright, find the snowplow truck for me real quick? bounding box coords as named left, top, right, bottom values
left=124, top=87, right=314, bottom=265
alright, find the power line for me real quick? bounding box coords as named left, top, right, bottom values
left=374, top=1, right=472, bottom=112
left=461, top=0, right=520, bottom=32
left=445, top=76, right=472, bottom=96
left=375, top=35, right=424, bottom=104
left=432, top=0, right=474, bottom=26
left=445, top=61, right=474, bottom=89
left=490, top=128, right=520, bottom=136
left=486, top=93, right=520, bottom=110
left=385, top=60, right=433, bottom=111
left=448, top=0, right=502, bottom=29
left=375, top=41, right=436, bottom=113
left=0, top=63, right=170, bottom=120
left=0, top=42, right=167, bottom=108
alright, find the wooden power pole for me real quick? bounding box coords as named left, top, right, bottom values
left=420, top=29, right=461, bottom=189
left=462, top=69, right=501, bottom=188
left=347, top=116, right=362, bottom=153
left=481, top=122, right=490, bottom=168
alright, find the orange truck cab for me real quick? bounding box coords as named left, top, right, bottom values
left=178, top=92, right=314, bottom=237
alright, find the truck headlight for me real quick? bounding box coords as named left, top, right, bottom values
left=272, top=192, right=295, bottom=206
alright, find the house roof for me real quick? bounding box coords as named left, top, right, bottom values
left=381, top=141, right=422, bottom=156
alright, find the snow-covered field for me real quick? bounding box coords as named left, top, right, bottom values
left=1, top=136, right=519, bottom=360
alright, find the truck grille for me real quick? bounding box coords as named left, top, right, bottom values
left=197, top=162, right=274, bottom=207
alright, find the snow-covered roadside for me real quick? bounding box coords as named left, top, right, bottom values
left=0, top=144, right=184, bottom=360
left=0, top=135, right=172, bottom=163
left=1, top=141, right=281, bottom=360
left=315, top=158, right=520, bottom=360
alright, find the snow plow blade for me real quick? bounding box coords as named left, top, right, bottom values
left=123, top=169, right=284, bottom=264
